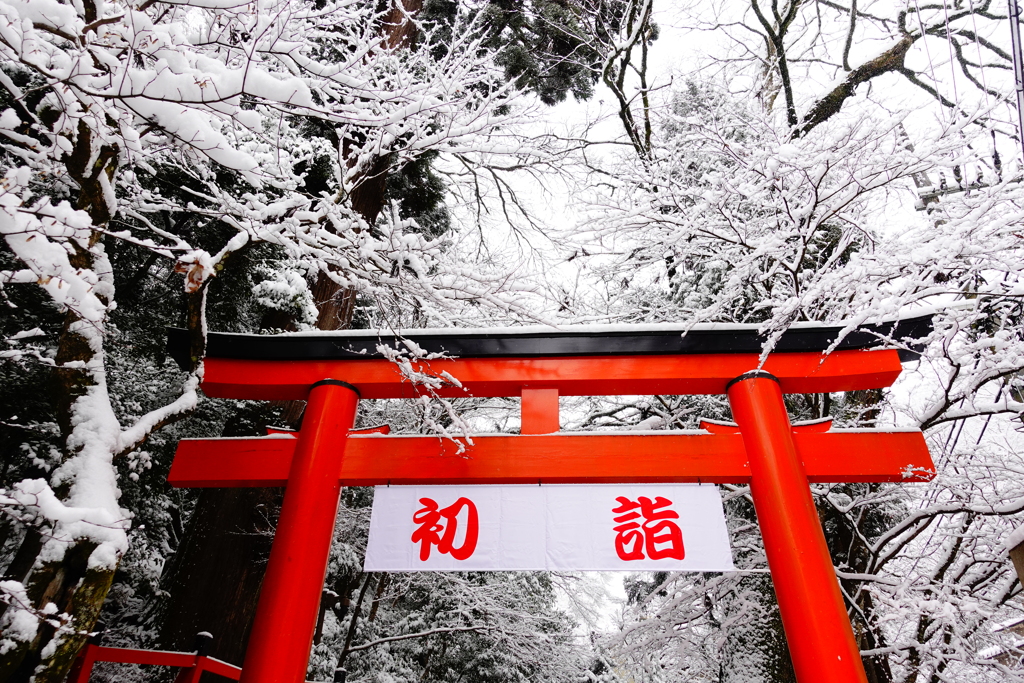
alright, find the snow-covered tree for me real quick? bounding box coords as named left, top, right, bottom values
left=574, top=55, right=1024, bottom=683
left=0, top=0, right=568, bottom=678
left=676, top=0, right=1017, bottom=137
left=537, top=1, right=1024, bottom=678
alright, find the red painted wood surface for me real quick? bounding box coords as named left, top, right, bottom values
left=729, top=375, right=868, bottom=683
left=168, top=345, right=933, bottom=683
left=169, top=429, right=934, bottom=487
left=89, top=648, right=196, bottom=667
left=520, top=387, right=560, bottom=434
left=239, top=382, right=359, bottom=683
left=198, top=349, right=903, bottom=400
left=68, top=644, right=242, bottom=683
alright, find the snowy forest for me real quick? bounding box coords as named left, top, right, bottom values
left=4, top=0, right=1024, bottom=681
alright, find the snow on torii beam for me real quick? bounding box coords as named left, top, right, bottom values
left=166, top=315, right=935, bottom=683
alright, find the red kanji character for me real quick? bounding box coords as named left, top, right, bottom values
left=411, top=496, right=479, bottom=561
left=612, top=495, right=685, bottom=561
left=612, top=497, right=646, bottom=560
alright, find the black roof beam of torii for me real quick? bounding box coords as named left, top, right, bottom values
left=167, top=313, right=933, bottom=367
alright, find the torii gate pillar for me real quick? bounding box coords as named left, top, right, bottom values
left=239, top=380, right=359, bottom=683
left=729, top=371, right=866, bottom=683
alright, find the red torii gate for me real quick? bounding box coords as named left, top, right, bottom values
left=166, top=316, right=935, bottom=683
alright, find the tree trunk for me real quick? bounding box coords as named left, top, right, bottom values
left=0, top=126, right=121, bottom=683
left=157, top=398, right=290, bottom=668
left=0, top=541, right=114, bottom=683
left=0, top=318, right=120, bottom=683
left=159, top=487, right=283, bottom=666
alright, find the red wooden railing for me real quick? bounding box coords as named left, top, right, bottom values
left=66, top=633, right=345, bottom=682
left=67, top=642, right=241, bottom=682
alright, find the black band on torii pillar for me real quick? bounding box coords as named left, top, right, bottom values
left=309, top=379, right=361, bottom=397
left=725, top=370, right=780, bottom=392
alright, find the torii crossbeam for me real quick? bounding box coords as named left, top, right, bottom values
left=167, top=316, right=935, bottom=683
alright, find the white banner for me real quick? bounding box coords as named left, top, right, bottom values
left=364, top=484, right=734, bottom=571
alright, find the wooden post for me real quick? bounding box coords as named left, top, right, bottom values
left=239, top=380, right=359, bottom=683
left=520, top=387, right=559, bottom=434
left=1008, top=530, right=1024, bottom=587
left=67, top=644, right=98, bottom=683
left=728, top=371, right=868, bottom=683
left=173, top=632, right=214, bottom=683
